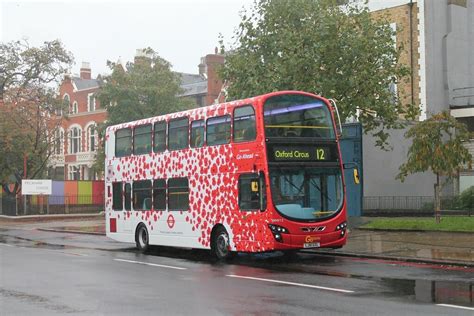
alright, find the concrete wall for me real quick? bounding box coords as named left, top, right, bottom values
left=424, top=0, right=474, bottom=114
left=362, top=125, right=436, bottom=197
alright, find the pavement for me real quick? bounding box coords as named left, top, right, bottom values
left=1, top=214, right=473, bottom=267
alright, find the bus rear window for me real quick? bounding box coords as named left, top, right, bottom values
left=263, top=94, right=335, bottom=139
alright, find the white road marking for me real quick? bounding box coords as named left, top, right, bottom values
left=0, top=243, right=15, bottom=247
left=114, top=258, right=187, bottom=270
left=226, top=274, right=354, bottom=293
left=436, top=304, right=474, bottom=311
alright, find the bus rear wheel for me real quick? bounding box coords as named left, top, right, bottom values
left=211, top=226, right=233, bottom=260
left=135, top=224, right=149, bottom=253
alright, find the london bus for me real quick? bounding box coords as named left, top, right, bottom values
left=105, top=91, right=349, bottom=259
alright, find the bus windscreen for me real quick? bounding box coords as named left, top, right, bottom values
left=269, top=167, right=343, bottom=221
left=264, top=94, right=335, bottom=139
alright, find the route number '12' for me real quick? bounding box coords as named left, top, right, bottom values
left=316, top=148, right=325, bottom=160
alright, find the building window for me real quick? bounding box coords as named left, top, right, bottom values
left=54, top=128, right=64, bottom=155
left=169, top=118, right=189, bottom=151
left=168, top=178, right=189, bottom=210
left=234, top=105, right=256, bottom=142
left=87, top=124, right=97, bottom=152
left=153, top=179, right=166, bottom=210
left=190, top=120, right=205, bottom=148
left=88, top=93, right=96, bottom=112
left=153, top=121, right=167, bottom=153
left=115, top=128, right=132, bottom=157
left=69, top=127, right=82, bottom=154
left=207, top=115, right=231, bottom=146
left=68, top=165, right=80, bottom=180
left=133, top=180, right=152, bottom=210
left=133, top=124, right=152, bottom=155
left=112, top=182, right=123, bottom=211
left=71, top=101, right=78, bottom=114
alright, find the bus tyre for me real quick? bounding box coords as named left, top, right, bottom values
left=211, top=226, right=233, bottom=260
left=135, top=224, right=149, bottom=253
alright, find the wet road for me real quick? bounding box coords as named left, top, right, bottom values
left=0, top=228, right=473, bottom=315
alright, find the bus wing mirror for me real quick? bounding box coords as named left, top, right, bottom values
left=343, top=163, right=360, bottom=185
left=353, top=168, right=360, bottom=185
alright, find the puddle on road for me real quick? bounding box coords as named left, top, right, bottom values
left=48, top=226, right=105, bottom=234
left=1, top=233, right=472, bottom=307
left=142, top=246, right=473, bottom=307
left=379, top=278, right=473, bottom=307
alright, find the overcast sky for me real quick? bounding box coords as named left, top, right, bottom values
left=1, top=0, right=409, bottom=77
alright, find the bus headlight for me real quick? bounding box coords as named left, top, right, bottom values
left=335, top=222, right=347, bottom=231
left=268, top=224, right=289, bottom=234
left=268, top=224, right=288, bottom=242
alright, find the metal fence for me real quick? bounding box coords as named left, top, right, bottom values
left=0, top=195, right=104, bottom=216
left=364, top=196, right=434, bottom=211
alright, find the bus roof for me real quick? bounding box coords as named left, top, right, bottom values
left=106, top=90, right=328, bottom=132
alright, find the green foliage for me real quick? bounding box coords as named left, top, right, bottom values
left=361, top=216, right=474, bottom=232
left=1, top=39, right=73, bottom=100
left=458, top=186, right=474, bottom=211
left=98, top=48, right=192, bottom=126
left=93, top=48, right=193, bottom=173
left=219, top=0, right=416, bottom=148
left=397, top=112, right=472, bottom=181
left=0, top=40, right=73, bottom=190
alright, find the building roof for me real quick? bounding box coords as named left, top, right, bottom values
left=69, top=72, right=206, bottom=96
left=72, top=77, right=101, bottom=91
left=177, top=72, right=207, bottom=97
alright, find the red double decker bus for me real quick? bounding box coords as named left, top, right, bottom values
left=105, top=91, right=348, bottom=259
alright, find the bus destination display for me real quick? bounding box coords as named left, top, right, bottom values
left=271, top=146, right=333, bottom=162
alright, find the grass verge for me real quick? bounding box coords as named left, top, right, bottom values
left=361, top=216, right=474, bottom=233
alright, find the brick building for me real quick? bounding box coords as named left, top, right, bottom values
left=49, top=52, right=225, bottom=180
left=361, top=0, right=474, bottom=199
left=49, top=62, right=105, bottom=181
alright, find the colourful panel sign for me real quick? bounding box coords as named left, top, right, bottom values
left=78, top=181, right=92, bottom=205
left=64, top=181, right=78, bottom=205
left=50, top=181, right=65, bottom=205
left=92, top=181, right=105, bottom=204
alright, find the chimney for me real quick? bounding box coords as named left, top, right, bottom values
left=204, top=52, right=225, bottom=105
left=80, top=62, right=91, bottom=80
left=198, top=57, right=207, bottom=77
left=134, top=49, right=152, bottom=66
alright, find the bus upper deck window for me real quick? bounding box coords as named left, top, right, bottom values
left=169, top=118, right=189, bottom=151
left=234, top=105, right=256, bottom=142
left=133, top=124, right=152, bottom=155
left=191, top=120, right=205, bottom=148
left=154, top=121, right=167, bottom=153
left=115, top=128, right=132, bottom=157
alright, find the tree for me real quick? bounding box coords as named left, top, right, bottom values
left=0, top=40, right=73, bottom=194
left=397, top=112, right=472, bottom=222
left=219, top=0, right=418, bottom=148
left=93, top=48, right=193, bottom=173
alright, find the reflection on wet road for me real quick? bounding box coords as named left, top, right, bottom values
left=1, top=228, right=473, bottom=314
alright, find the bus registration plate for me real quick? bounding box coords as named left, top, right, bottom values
left=303, top=242, right=320, bottom=248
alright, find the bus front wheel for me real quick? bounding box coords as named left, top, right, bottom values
left=135, top=223, right=149, bottom=253
left=211, top=226, right=233, bottom=260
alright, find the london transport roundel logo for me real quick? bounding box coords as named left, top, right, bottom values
left=167, top=214, right=175, bottom=229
